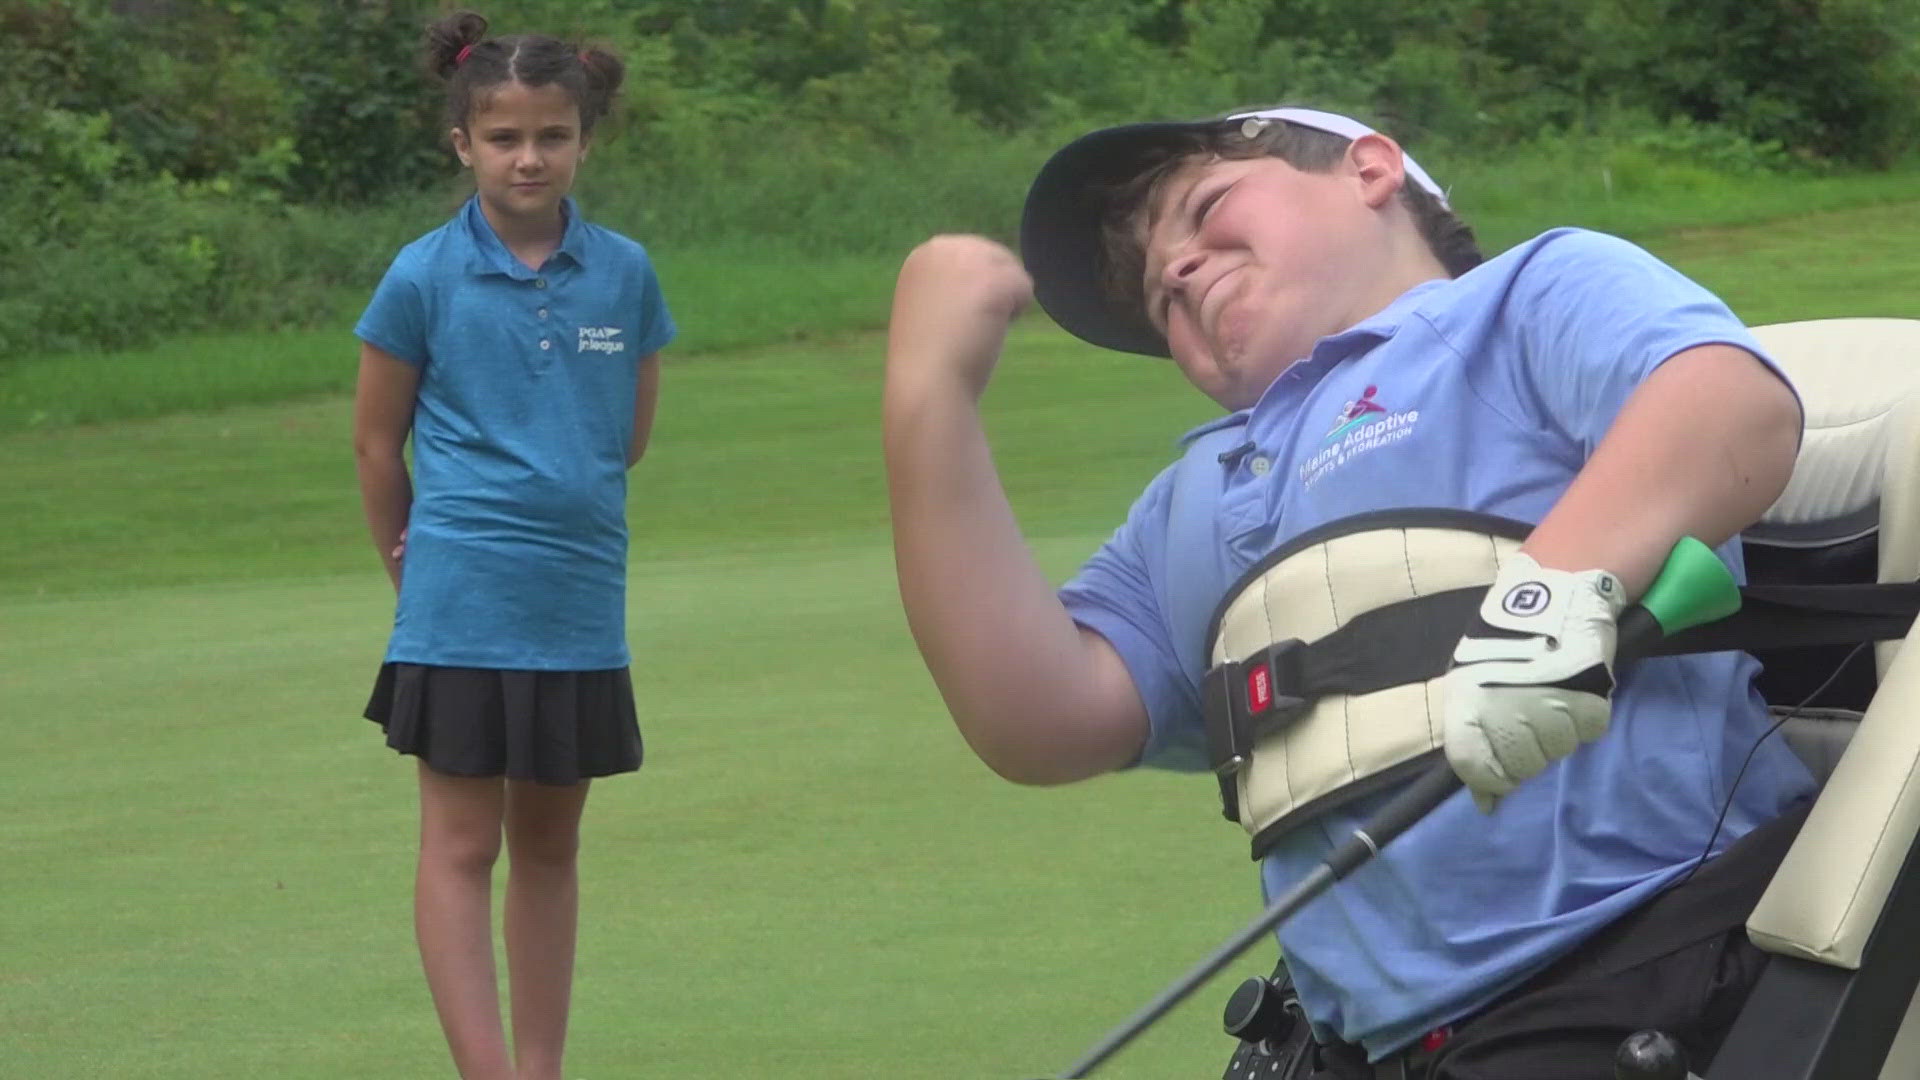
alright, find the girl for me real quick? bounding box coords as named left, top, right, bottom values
left=352, top=11, right=673, bottom=1079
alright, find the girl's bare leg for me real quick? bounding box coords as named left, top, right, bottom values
left=415, top=764, right=513, bottom=1080
left=502, top=778, right=592, bottom=1080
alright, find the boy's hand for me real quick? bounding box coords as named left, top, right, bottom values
left=886, top=235, right=1033, bottom=402
left=1441, top=554, right=1628, bottom=812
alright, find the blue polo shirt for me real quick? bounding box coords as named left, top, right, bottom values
left=1059, top=227, right=1817, bottom=1058
left=356, top=196, right=675, bottom=670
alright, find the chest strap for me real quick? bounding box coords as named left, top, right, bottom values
left=1205, top=510, right=1920, bottom=860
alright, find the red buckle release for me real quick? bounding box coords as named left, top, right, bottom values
left=1418, top=1026, right=1452, bottom=1054
left=1246, top=664, right=1273, bottom=713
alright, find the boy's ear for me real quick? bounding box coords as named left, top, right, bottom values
left=1347, top=133, right=1407, bottom=209
left=450, top=127, right=473, bottom=167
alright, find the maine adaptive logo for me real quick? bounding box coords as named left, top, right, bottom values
left=578, top=326, right=626, bottom=355
left=1324, top=384, right=1389, bottom=441
left=1298, top=384, right=1421, bottom=490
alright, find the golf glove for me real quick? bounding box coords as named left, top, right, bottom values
left=1442, top=553, right=1628, bottom=812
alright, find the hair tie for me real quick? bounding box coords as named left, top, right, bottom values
left=455, top=44, right=474, bottom=66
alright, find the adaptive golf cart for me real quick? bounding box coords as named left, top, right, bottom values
left=1048, top=317, right=1920, bottom=1080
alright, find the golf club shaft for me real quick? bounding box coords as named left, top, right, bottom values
left=1056, top=610, right=1671, bottom=1078
left=1057, top=861, right=1337, bottom=1078
left=1057, top=767, right=1459, bottom=1079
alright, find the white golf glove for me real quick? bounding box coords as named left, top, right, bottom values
left=1442, top=553, right=1629, bottom=812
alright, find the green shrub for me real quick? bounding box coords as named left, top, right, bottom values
left=1610, top=0, right=1920, bottom=167
left=3, top=0, right=1917, bottom=363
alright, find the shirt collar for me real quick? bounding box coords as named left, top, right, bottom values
left=1176, top=276, right=1456, bottom=444
left=554, top=198, right=589, bottom=265
left=1313, top=277, right=1452, bottom=355
left=1260, top=276, right=1456, bottom=396
left=1176, top=410, right=1252, bottom=449
left=461, top=195, right=589, bottom=278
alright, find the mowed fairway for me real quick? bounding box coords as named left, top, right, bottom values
left=4, top=203, right=1918, bottom=1078
left=0, top=323, right=1250, bottom=1079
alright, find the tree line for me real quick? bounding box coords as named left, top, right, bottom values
left=2, top=0, right=1913, bottom=359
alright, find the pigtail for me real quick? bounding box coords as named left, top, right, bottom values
left=421, top=13, right=626, bottom=137
left=425, top=10, right=489, bottom=81
left=575, top=45, right=626, bottom=133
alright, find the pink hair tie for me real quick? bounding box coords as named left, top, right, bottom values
left=455, top=44, right=474, bottom=66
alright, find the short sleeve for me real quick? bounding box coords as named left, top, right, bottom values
left=354, top=252, right=430, bottom=367
left=1058, top=467, right=1212, bottom=772
left=1490, top=229, right=1797, bottom=455
left=631, top=249, right=676, bottom=357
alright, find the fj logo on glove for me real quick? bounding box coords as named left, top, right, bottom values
left=1444, top=554, right=1628, bottom=810
left=1502, top=582, right=1551, bottom=616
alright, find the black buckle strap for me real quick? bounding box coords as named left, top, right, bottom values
left=1201, top=590, right=1485, bottom=782
left=1199, top=580, right=1920, bottom=827
left=1204, top=638, right=1310, bottom=778
left=1655, top=582, right=1920, bottom=656
left=1204, top=640, right=1314, bottom=827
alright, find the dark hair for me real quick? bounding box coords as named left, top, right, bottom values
left=1098, top=118, right=1483, bottom=316
left=425, top=10, right=625, bottom=136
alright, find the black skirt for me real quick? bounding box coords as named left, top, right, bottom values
left=363, top=663, right=642, bottom=785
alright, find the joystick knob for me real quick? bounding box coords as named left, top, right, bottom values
left=1222, top=976, right=1298, bottom=1044
left=1615, top=1029, right=1691, bottom=1080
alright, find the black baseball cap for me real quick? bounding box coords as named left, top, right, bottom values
left=1019, top=106, right=1448, bottom=359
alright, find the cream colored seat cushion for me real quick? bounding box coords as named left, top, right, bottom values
left=1743, top=318, right=1920, bottom=972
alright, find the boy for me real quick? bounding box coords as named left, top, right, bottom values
left=882, top=106, right=1814, bottom=1077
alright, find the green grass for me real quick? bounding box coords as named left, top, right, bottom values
left=3, top=197, right=1919, bottom=1079
left=1649, top=202, right=1920, bottom=323
left=1445, top=147, right=1920, bottom=253
left=0, top=554, right=1254, bottom=1079
left=0, top=326, right=361, bottom=430
left=6, top=135, right=1919, bottom=433
left=0, top=322, right=1228, bottom=1078
left=0, top=245, right=902, bottom=432
left=0, top=321, right=1212, bottom=598
left=7, top=191, right=1920, bottom=438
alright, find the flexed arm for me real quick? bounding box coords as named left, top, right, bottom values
left=1524, top=344, right=1800, bottom=592
left=884, top=236, right=1149, bottom=784
left=1444, top=344, right=1801, bottom=807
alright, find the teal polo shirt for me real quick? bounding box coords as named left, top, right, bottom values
left=356, top=196, right=675, bottom=670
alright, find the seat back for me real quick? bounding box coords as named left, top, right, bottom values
left=1747, top=319, right=1920, bottom=681
left=1732, top=319, right=1920, bottom=781
left=1694, top=318, right=1920, bottom=1080
left=1739, top=317, right=1920, bottom=963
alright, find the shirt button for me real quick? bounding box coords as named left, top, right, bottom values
left=534, top=278, right=547, bottom=290
left=539, top=339, right=551, bottom=351
left=537, top=307, right=549, bottom=319
left=1249, top=456, right=1271, bottom=476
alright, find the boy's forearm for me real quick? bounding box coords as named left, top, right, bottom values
left=1524, top=344, right=1802, bottom=595
left=883, top=380, right=1138, bottom=783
